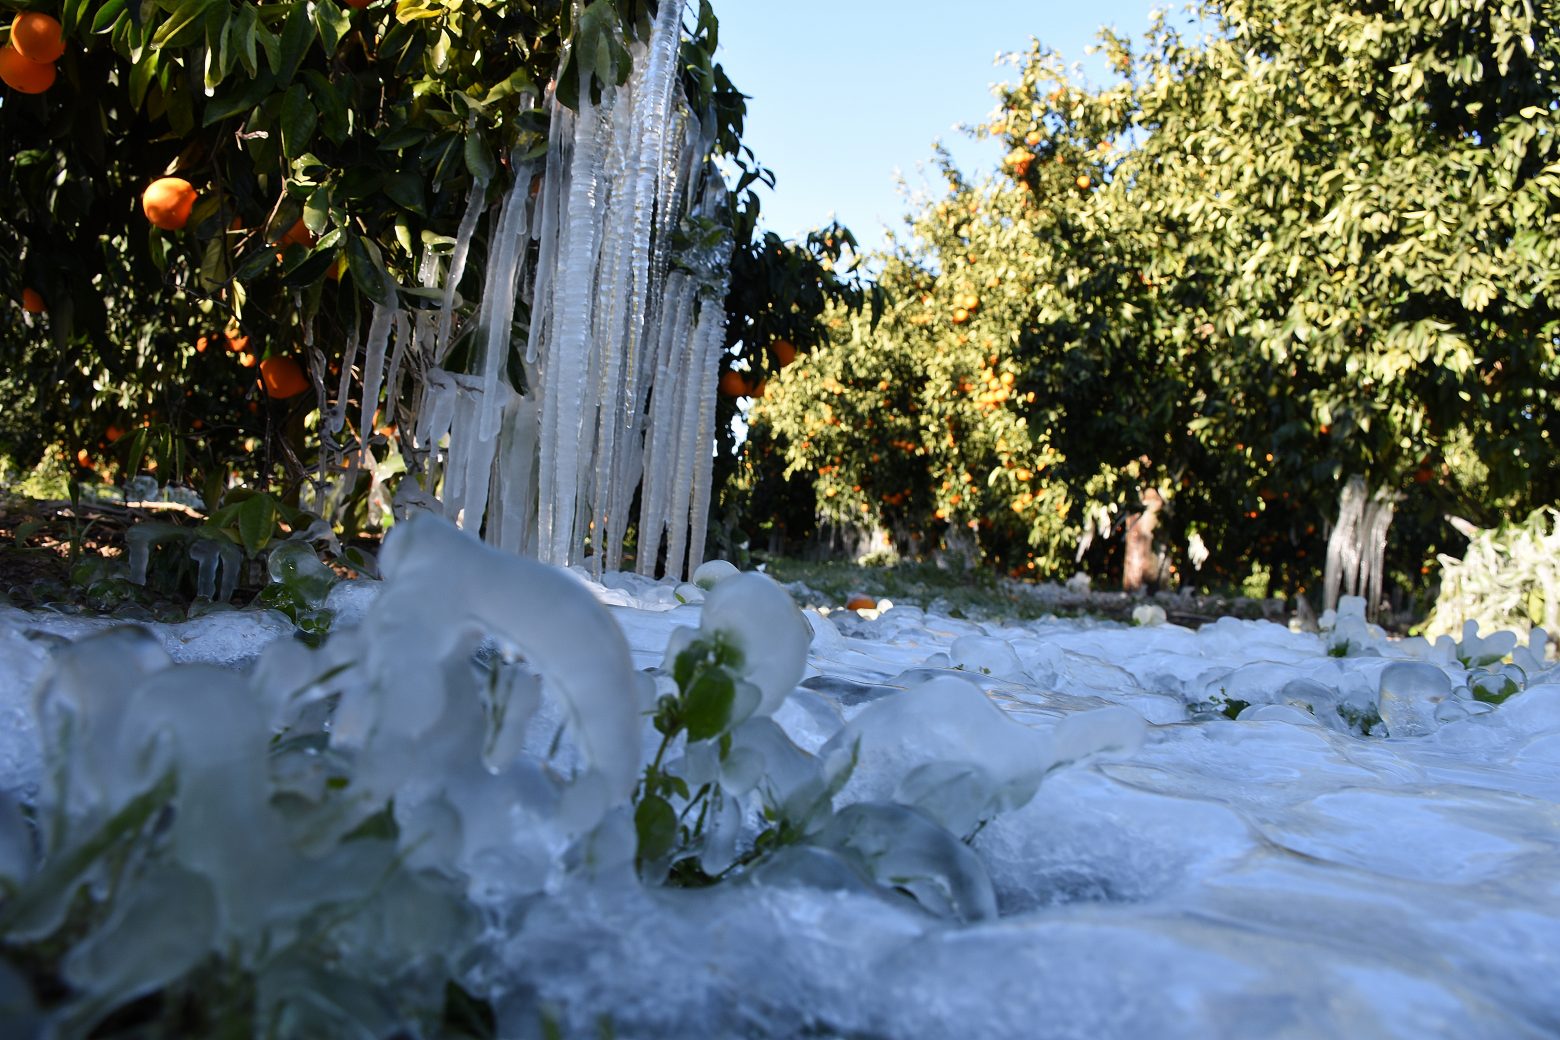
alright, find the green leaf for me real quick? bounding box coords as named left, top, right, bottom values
left=236, top=492, right=278, bottom=555
left=280, top=85, right=318, bottom=159
left=309, top=0, right=352, bottom=53
left=273, top=0, right=314, bottom=86
left=90, top=0, right=128, bottom=34
left=346, top=232, right=392, bottom=304
left=463, top=130, right=496, bottom=183
left=683, top=669, right=736, bottom=741
left=150, top=0, right=214, bottom=49
left=634, top=795, right=677, bottom=862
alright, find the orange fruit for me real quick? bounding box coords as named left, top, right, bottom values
left=844, top=595, right=877, bottom=611
left=225, top=330, right=249, bottom=353
left=142, top=177, right=197, bottom=230
left=1075, top=174, right=1092, bottom=190
left=11, top=12, right=65, bottom=62
left=0, top=44, right=54, bottom=93
left=719, top=370, right=753, bottom=398
left=951, top=307, right=969, bottom=325
left=773, top=339, right=797, bottom=367
left=195, top=334, right=210, bottom=353
left=105, top=424, right=124, bottom=443
left=21, top=287, right=45, bottom=313
left=259, top=355, right=310, bottom=398
left=274, top=218, right=313, bottom=249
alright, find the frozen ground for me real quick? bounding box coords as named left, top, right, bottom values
left=2, top=526, right=1558, bottom=1038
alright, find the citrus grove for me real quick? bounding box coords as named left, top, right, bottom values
left=744, top=0, right=1560, bottom=604
left=0, top=0, right=863, bottom=540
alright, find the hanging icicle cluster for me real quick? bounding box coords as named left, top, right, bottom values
left=307, top=1, right=732, bottom=581
left=1323, top=475, right=1401, bottom=617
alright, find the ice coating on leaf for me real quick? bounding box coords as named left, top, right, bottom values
left=692, top=558, right=738, bottom=590
left=266, top=540, right=336, bottom=607
left=62, top=864, right=218, bottom=1007
left=823, top=675, right=1055, bottom=834
left=371, top=513, right=641, bottom=799
left=813, top=802, right=998, bottom=922
left=1377, top=662, right=1454, bottom=738
left=699, top=571, right=812, bottom=715
left=949, top=635, right=1029, bottom=682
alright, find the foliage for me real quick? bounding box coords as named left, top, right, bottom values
left=1424, top=508, right=1560, bottom=641
left=750, top=0, right=1560, bottom=594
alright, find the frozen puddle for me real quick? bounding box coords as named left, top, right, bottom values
left=1, top=519, right=1557, bottom=1038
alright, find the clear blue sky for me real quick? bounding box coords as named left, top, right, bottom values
left=714, top=1, right=1174, bottom=254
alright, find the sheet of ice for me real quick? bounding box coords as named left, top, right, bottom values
left=3, top=553, right=1559, bottom=1038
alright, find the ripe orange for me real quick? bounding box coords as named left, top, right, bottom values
left=844, top=595, right=876, bottom=611
left=960, top=293, right=979, bottom=310
left=21, top=287, right=45, bottom=313
left=259, top=355, right=310, bottom=398
left=1075, top=174, right=1092, bottom=190
left=718, top=370, right=748, bottom=397
left=0, top=44, right=54, bottom=93
left=1025, top=130, right=1042, bottom=147
left=951, top=307, right=969, bottom=325
left=225, top=329, right=250, bottom=353
left=142, top=177, right=197, bottom=230
left=274, top=218, right=314, bottom=250
left=105, top=424, right=125, bottom=443
left=773, top=339, right=797, bottom=367
left=11, top=12, right=65, bottom=62
left=195, top=334, right=210, bottom=353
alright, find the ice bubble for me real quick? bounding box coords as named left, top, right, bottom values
left=1131, top=603, right=1167, bottom=626
left=1377, top=662, right=1453, bottom=738
left=691, top=558, right=739, bottom=589
left=948, top=635, right=1028, bottom=682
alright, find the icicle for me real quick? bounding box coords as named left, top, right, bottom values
left=324, top=309, right=361, bottom=438
left=357, top=301, right=397, bottom=467
left=1324, top=476, right=1367, bottom=612
left=436, top=177, right=491, bottom=365
left=538, top=86, right=610, bottom=566
left=635, top=274, right=697, bottom=574
left=525, top=97, right=572, bottom=368
left=474, top=161, right=535, bottom=443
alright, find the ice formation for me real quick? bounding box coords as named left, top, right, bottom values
left=301, top=1, right=731, bottom=581
left=4, top=514, right=1560, bottom=1037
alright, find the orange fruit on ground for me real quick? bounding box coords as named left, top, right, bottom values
left=259, top=356, right=310, bottom=398
left=21, top=287, right=45, bottom=313
left=0, top=44, right=54, bottom=93
left=11, top=12, right=65, bottom=62
left=142, top=177, right=197, bottom=230
left=844, top=595, right=877, bottom=612
left=773, top=339, right=797, bottom=367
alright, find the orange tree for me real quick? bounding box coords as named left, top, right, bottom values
left=755, top=0, right=1560, bottom=594
left=0, top=0, right=786, bottom=511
